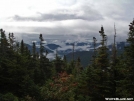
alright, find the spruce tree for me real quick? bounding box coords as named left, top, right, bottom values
left=96, top=26, right=109, bottom=71
left=94, top=26, right=112, bottom=100
left=110, top=24, right=119, bottom=97
left=39, top=34, right=45, bottom=58
left=38, top=34, right=52, bottom=85
left=20, top=40, right=24, bottom=54
left=32, top=42, right=36, bottom=59
left=53, top=49, right=64, bottom=73
left=90, top=37, right=97, bottom=68
left=0, top=29, right=9, bottom=57
left=8, top=33, right=15, bottom=50
left=120, top=19, right=134, bottom=97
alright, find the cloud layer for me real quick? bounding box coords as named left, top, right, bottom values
left=0, top=0, right=134, bottom=43
left=12, top=4, right=103, bottom=22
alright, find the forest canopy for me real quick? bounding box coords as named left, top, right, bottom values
left=0, top=20, right=134, bottom=101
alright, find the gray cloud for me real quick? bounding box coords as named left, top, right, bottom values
left=101, top=0, right=134, bottom=21
left=4, top=0, right=134, bottom=45
left=12, top=5, right=103, bottom=21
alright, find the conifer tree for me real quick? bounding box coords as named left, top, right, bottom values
left=62, top=55, right=69, bottom=72
left=96, top=26, right=109, bottom=71
left=25, top=46, right=31, bottom=57
left=0, top=29, right=9, bottom=57
left=8, top=33, right=15, bottom=50
left=38, top=34, right=52, bottom=85
left=119, top=19, right=134, bottom=97
left=32, top=42, right=36, bottom=59
left=93, top=26, right=112, bottom=100
left=110, top=24, right=119, bottom=97
left=90, top=37, right=97, bottom=68
left=53, top=49, right=64, bottom=73
left=20, top=40, right=24, bottom=54
left=15, top=41, right=19, bottom=53
left=74, top=57, right=83, bottom=76
left=63, top=55, right=67, bottom=62
left=39, top=34, right=44, bottom=58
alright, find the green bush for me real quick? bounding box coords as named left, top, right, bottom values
left=0, top=93, right=18, bottom=101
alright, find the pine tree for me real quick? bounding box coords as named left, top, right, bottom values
left=8, top=33, right=15, bottom=50
left=110, top=24, right=119, bottom=97
left=39, top=34, right=45, bottom=58
left=15, top=41, right=20, bottom=53
left=63, top=55, right=67, bottom=62
left=74, top=57, right=83, bottom=76
left=93, top=26, right=112, bottom=100
left=20, top=40, right=24, bottom=54
left=38, top=34, right=52, bottom=85
left=0, top=29, right=9, bottom=57
left=25, top=46, right=31, bottom=57
left=90, top=37, right=97, bottom=68
left=62, top=55, right=69, bottom=72
left=96, top=26, right=109, bottom=71
left=119, top=19, right=134, bottom=97
left=32, top=42, right=36, bottom=59
left=53, top=50, right=64, bottom=73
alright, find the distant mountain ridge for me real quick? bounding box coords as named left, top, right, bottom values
left=26, top=41, right=126, bottom=64
left=26, top=41, right=126, bottom=53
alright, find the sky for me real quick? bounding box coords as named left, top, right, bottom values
left=0, top=0, right=134, bottom=43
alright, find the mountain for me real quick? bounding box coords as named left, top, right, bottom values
left=65, top=42, right=126, bottom=67
left=65, top=51, right=94, bottom=67
left=25, top=40, right=126, bottom=67
left=65, top=50, right=124, bottom=67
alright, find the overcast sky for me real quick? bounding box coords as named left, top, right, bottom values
left=0, top=0, right=134, bottom=42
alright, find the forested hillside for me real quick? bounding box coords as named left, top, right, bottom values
left=66, top=49, right=124, bottom=67
left=0, top=20, right=134, bottom=101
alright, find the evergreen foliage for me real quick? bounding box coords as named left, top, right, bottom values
left=0, top=19, right=134, bottom=100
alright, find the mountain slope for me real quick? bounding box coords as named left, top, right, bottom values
left=65, top=50, right=124, bottom=67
